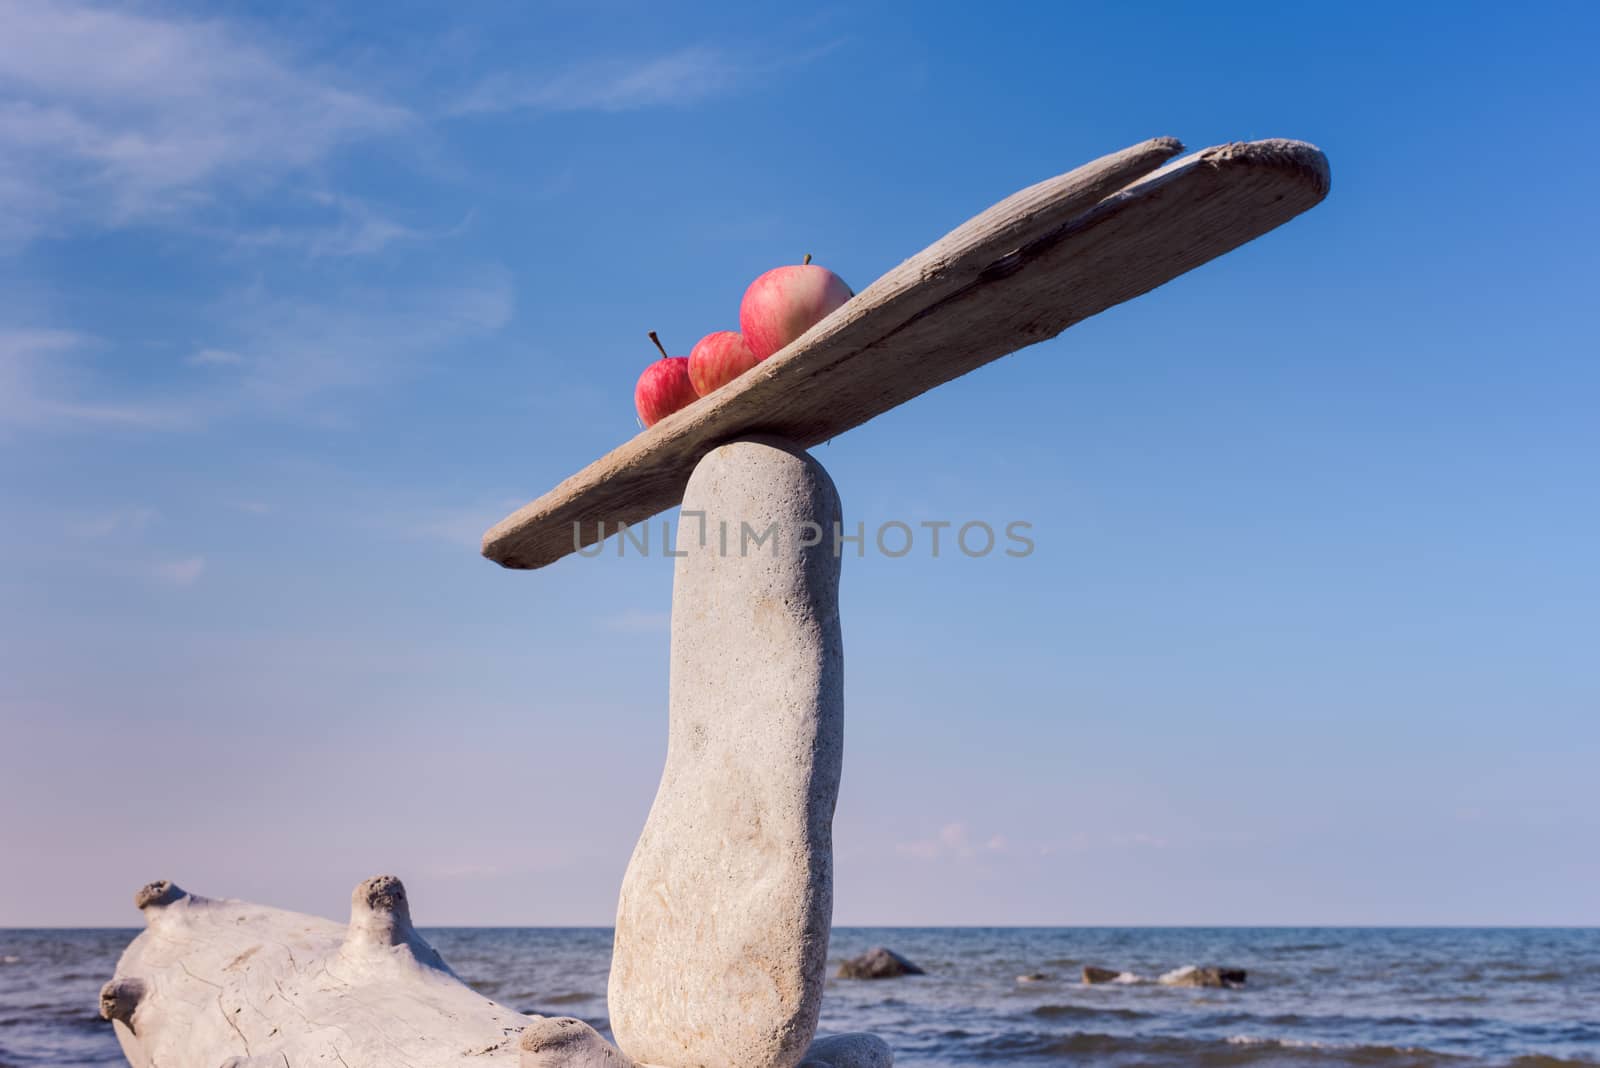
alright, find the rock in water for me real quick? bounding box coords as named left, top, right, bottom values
left=1159, top=965, right=1247, bottom=988
left=609, top=437, right=845, bottom=1068
left=836, top=947, right=925, bottom=980
left=1082, top=965, right=1121, bottom=984
left=799, top=1034, right=894, bottom=1068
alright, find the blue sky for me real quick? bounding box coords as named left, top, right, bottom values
left=2, top=1, right=1597, bottom=926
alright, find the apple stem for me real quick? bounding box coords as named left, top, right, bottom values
left=803, top=253, right=812, bottom=265
left=648, top=331, right=670, bottom=360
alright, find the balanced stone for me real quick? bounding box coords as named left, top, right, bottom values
left=608, top=436, right=845, bottom=1068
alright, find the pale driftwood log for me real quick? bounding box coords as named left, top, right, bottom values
left=102, top=876, right=888, bottom=1068
left=482, top=136, right=1330, bottom=570
left=102, top=876, right=526, bottom=1066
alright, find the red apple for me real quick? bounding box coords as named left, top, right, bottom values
left=634, top=331, right=697, bottom=427
left=739, top=254, right=853, bottom=361
left=688, top=330, right=760, bottom=396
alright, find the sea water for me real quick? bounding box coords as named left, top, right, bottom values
left=2, top=927, right=1597, bottom=1066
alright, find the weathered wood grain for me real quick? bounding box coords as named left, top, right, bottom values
left=103, top=877, right=888, bottom=1068
left=103, top=877, right=531, bottom=1067
left=483, top=137, right=1329, bottom=570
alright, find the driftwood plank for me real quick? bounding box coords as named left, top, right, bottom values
left=484, top=137, right=1330, bottom=570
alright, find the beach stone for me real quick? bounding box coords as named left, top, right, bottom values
left=799, top=1033, right=894, bottom=1068
left=519, top=1017, right=637, bottom=1068
left=608, top=436, right=845, bottom=1068
left=1082, top=966, right=1121, bottom=984
left=518, top=1019, right=893, bottom=1068
left=836, top=947, right=925, bottom=980
left=1159, top=965, right=1247, bottom=988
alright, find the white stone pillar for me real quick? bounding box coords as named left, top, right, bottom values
left=608, top=436, right=845, bottom=1068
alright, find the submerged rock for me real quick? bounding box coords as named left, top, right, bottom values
left=1016, top=972, right=1051, bottom=983
left=1158, top=965, right=1247, bottom=988
left=837, top=947, right=925, bottom=980
left=1081, top=965, right=1122, bottom=985
left=798, top=1033, right=895, bottom=1068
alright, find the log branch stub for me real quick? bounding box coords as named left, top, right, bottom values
left=134, top=879, right=185, bottom=911
left=99, top=976, right=146, bottom=1026
left=347, top=873, right=413, bottom=945
left=342, top=873, right=451, bottom=973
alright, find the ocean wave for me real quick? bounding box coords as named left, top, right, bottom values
left=1197, top=1010, right=1490, bottom=1031
left=1022, top=1031, right=1598, bottom=1067
left=962, top=1029, right=1471, bottom=1066
left=1502, top=971, right=1570, bottom=984
left=1224, top=1034, right=1443, bottom=1055
left=1030, top=1003, right=1151, bottom=1022
left=7, top=928, right=1600, bottom=1066
left=1228, top=1035, right=1337, bottom=1048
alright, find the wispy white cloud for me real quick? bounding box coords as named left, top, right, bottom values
left=0, top=328, right=194, bottom=431
left=1033, top=830, right=1212, bottom=856
left=2, top=271, right=514, bottom=434
left=65, top=506, right=157, bottom=539
left=188, top=348, right=245, bottom=368
left=224, top=192, right=451, bottom=259
left=897, top=822, right=1010, bottom=862
left=453, top=46, right=738, bottom=116
left=151, top=556, right=205, bottom=586
left=896, top=823, right=1193, bottom=864
left=0, top=0, right=407, bottom=243
left=217, top=270, right=516, bottom=411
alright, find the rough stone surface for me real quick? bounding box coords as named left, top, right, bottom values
left=520, top=1017, right=638, bottom=1068
left=836, top=948, right=925, bottom=980
left=1159, top=965, right=1247, bottom=988
left=609, top=436, right=845, bottom=1068
left=798, top=1034, right=895, bottom=1068
left=1082, top=965, right=1122, bottom=984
